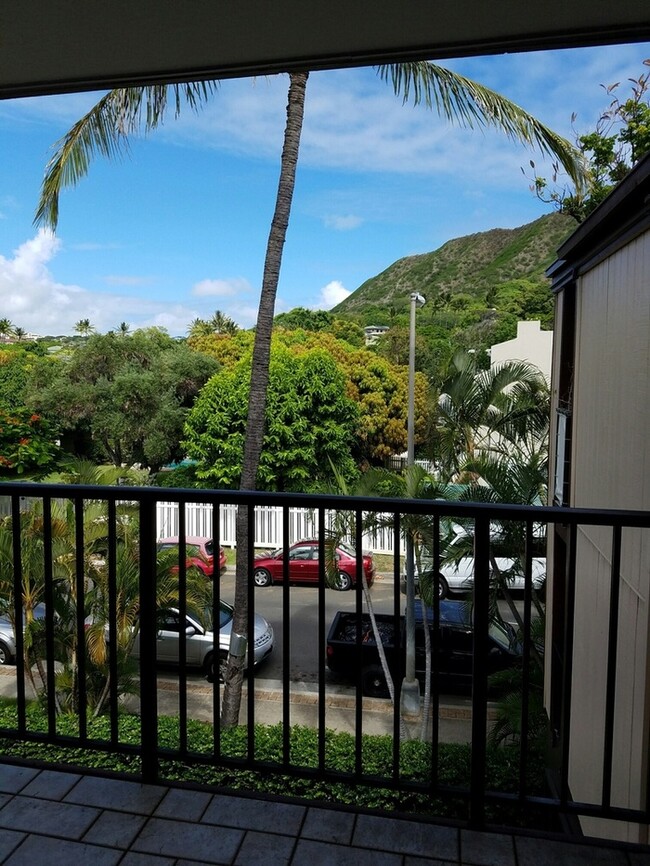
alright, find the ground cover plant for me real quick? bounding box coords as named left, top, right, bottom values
left=0, top=699, right=553, bottom=829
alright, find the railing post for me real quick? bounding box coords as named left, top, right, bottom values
left=139, top=497, right=159, bottom=784
left=469, top=514, right=490, bottom=828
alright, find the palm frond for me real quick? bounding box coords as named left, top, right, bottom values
left=35, top=82, right=219, bottom=230
left=376, top=62, right=588, bottom=191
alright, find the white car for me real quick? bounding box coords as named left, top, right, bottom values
left=403, top=529, right=546, bottom=599
left=130, top=601, right=274, bottom=682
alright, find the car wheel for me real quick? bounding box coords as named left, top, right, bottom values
left=253, top=568, right=272, bottom=587
left=362, top=664, right=389, bottom=698
left=0, top=641, right=13, bottom=666
left=335, top=571, right=352, bottom=591
left=205, top=651, right=228, bottom=683
left=437, top=573, right=449, bottom=600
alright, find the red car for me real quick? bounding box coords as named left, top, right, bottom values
left=157, top=536, right=227, bottom=578
left=253, top=540, right=375, bottom=591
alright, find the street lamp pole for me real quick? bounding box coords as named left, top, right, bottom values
left=401, top=291, right=425, bottom=718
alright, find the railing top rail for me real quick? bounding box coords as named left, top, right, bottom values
left=1, top=481, right=650, bottom=529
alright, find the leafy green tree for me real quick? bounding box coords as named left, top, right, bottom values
left=0, top=349, right=34, bottom=410
left=27, top=330, right=218, bottom=471
left=531, top=60, right=650, bottom=221
left=274, top=307, right=333, bottom=332
left=330, top=318, right=365, bottom=348
left=187, top=329, right=255, bottom=365
left=0, top=408, right=61, bottom=477
left=184, top=347, right=359, bottom=491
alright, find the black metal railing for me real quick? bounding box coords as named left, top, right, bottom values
left=0, top=480, right=649, bottom=836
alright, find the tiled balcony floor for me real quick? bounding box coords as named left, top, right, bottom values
left=1, top=765, right=649, bottom=865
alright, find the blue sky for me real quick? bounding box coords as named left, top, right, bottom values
left=0, top=43, right=648, bottom=336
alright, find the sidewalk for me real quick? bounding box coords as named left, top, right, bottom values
left=0, top=666, right=481, bottom=742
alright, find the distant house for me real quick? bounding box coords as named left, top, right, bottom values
left=547, top=152, right=650, bottom=842
left=489, top=319, right=553, bottom=381
left=363, top=325, right=389, bottom=346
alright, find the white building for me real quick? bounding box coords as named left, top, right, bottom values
left=490, top=319, right=553, bottom=381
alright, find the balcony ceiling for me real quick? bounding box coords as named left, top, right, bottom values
left=2, top=0, right=649, bottom=100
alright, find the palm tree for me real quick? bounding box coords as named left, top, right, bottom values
left=435, top=350, right=549, bottom=480
left=209, top=310, right=238, bottom=335
left=34, top=66, right=585, bottom=727
left=187, top=318, right=214, bottom=339
left=0, top=318, right=14, bottom=342
left=74, top=318, right=95, bottom=338
left=117, top=322, right=131, bottom=337
left=13, top=327, right=26, bottom=341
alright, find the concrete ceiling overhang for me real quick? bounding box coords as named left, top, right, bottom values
left=2, top=0, right=650, bottom=100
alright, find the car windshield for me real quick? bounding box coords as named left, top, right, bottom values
left=489, top=619, right=513, bottom=651
left=338, top=542, right=356, bottom=557
left=187, top=600, right=234, bottom=631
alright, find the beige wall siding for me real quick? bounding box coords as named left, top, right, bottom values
left=567, top=230, right=650, bottom=842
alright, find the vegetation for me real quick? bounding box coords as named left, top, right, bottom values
left=0, top=702, right=550, bottom=826
left=0, top=408, right=60, bottom=477
left=531, top=60, right=650, bottom=221
left=34, top=62, right=583, bottom=729
left=0, top=489, right=212, bottom=717
left=26, top=329, right=218, bottom=472
left=332, top=212, right=574, bottom=385
left=184, top=346, right=359, bottom=491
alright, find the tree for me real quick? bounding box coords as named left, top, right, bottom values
left=74, top=319, right=95, bottom=338
left=0, top=408, right=61, bottom=477
left=117, top=322, right=131, bottom=337
left=184, top=347, right=359, bottom=491
left=434, top=350, right=548, bottom=480
left=274, top=307, right=333, bottom=332
left=187, top=318, right=215, bottom=339
left=530, top=60, right=650, bottom=221
left=27, top=330, right=219, bottom=471
left=0, top=319, right=13, bottom=341
left=35, top=64, right=585, bottom=728
left=209, top=310, right=238, bottom=335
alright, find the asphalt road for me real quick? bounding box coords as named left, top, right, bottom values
left=212, top=569, right=527, bottom=687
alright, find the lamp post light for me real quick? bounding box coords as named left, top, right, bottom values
left=401, top=291, right=426, bottom=718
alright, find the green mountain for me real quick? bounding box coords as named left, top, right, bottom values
left=332, top=212, right=576, bottom=322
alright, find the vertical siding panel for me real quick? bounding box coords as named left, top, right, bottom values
left=568, top=229, right=650, bottom=842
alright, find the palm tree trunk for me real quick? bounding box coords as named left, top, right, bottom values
left=221, top=71, right=308, bottom=728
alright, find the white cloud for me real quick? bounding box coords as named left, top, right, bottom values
left=0, top=231, right=211, bottom=336
left=323, top=214, right=363, bottom=231
left=192, top=276, right=252, bottom=297
left=314, top=280, right=351, bottom=309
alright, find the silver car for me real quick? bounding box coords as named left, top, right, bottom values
left=130, top=601, right=274, bottom=682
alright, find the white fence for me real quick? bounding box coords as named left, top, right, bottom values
left=156, top=501, right=399, bottom=555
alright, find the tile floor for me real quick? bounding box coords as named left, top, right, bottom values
left=0, top=764, right=649, bottom=865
